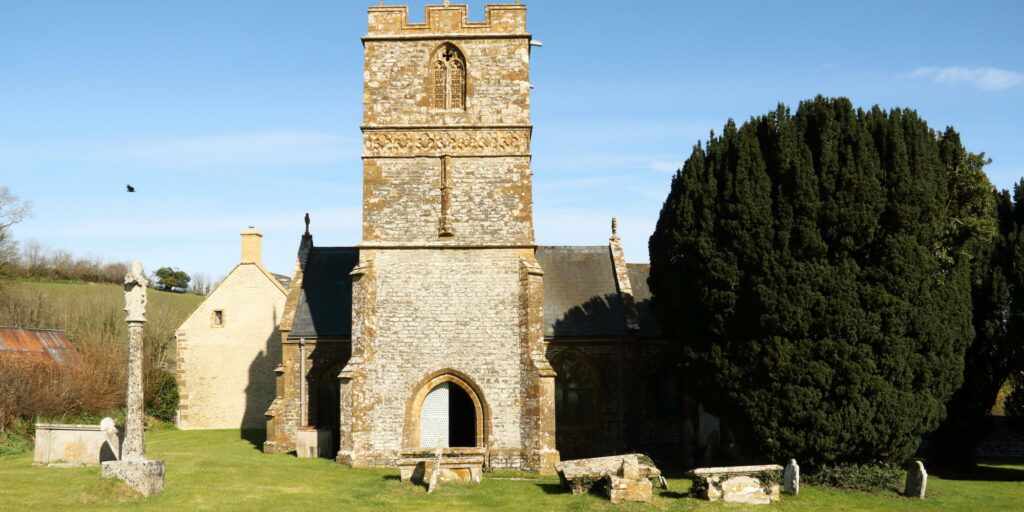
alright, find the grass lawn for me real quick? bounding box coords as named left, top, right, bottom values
left=1, top=429, right=1022, bottom=511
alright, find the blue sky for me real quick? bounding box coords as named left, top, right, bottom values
left=2, top=0, right=1022, bottom=280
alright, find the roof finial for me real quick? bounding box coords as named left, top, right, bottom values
left=611, top=217, right=618, bottom=236
left=304, top=213, right=310, bottom=236
left=444, top=0, right=450, bottom=5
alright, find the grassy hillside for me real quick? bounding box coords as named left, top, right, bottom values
left=0, top=280, right=203, bottom=438
left=0, top=280, right=203, bottom=364
left=0, top=429, right=1022, bottom=511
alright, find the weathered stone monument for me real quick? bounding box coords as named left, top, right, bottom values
left=100, top=262, right=165, bottom=497
left=554, top=454, right=664, bottom=502
left=33, top=420, right=121, bottom=466
left=685, top=465, right=783, bottom=504
left=903, top=461, right=927, bottom=499
left=784, top=459, right=799, bottom=495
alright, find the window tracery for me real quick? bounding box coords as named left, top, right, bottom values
left=432, top=44, right=466, bottom=110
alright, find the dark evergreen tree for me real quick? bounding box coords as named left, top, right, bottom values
left=928, top=180, right=1024, bottom=470
left=649, top=96, right=994, bottom=465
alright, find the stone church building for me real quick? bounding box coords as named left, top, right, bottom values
left=182, top=3, right=699, bottom=474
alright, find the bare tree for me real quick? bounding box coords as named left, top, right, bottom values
left=0, top=187, right=32, bottom=274
left=188, top=272, right=213, bottom=295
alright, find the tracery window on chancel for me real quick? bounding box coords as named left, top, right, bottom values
left=432, top=43, right=466, bottom=110
left=554, top=351, right=599, bottom=429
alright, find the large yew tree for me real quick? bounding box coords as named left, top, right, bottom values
left=649, top=96, right=994, bottom=465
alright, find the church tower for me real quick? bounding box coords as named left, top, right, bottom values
left=339, top=2, right=559, bottom=472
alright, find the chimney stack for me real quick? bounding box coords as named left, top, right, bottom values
left=241, top=230, right=262, bottom=264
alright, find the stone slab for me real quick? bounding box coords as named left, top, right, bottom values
left=296, top=428, right=333, bottom=459
left=605, top=475, right=653, bottom=504
left=554, top=454, right=661, bottom=495
left=101, top=459, right=165, bottom=497
left=34, top=423, right=122, bottom=466
left=686, top=465, right=782, bottom=504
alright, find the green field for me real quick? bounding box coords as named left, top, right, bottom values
left=1, top=429, right=1022, bottom=511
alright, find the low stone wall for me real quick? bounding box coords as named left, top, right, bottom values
left=34, top=423, right=121, bottom=466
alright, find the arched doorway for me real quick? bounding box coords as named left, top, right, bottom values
left=405, top=372, right=487, bottom=450
left=419, top=382, right=476, bottom=448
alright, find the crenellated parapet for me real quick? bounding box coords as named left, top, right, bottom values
left=367, top=3, right=527, bottom=38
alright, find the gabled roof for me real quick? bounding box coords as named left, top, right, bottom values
left=0, top=327, right=78, bottom=363
left=536, top=246, right=627, bottom=337
left=290, top=247, right=359, bottom=339
left=627, top=263, right=660, bottom=338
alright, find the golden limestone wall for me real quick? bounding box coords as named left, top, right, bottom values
left=339, top=3, right=558, bottom=472
left=176, top=263, right=286, bottom=430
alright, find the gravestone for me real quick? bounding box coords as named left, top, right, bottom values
left=903, top=461, right=927, bottom=499
left=784, top=459, right=799, bottom=495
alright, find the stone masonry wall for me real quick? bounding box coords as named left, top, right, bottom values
left=354, top=248, right=527, bottom=464
left=362, top=156, right=533, bottom=244
left=363, top=19, right=530, bottom=127
left=177, top=264, right=285, bottom=429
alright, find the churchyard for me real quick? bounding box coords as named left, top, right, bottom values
left=0, top=428, right=1021, bottom=511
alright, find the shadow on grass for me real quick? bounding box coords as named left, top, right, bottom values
left=240, top=429, right=266, bottom=451
left=930, top=462, right=1024, bottom=482
left=382, top=475, right=400, bottom=481
left=659, top=491, right=689, bottom=499
left=535, top=483, right=564, bottom=495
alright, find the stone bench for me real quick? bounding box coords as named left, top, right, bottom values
left=397, top=447, right=485, bottom=485
left=685, top=464, right=783, bottom=504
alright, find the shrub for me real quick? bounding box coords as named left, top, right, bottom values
left=649, top=96, right=995, bottom=465
left=146, top=370, right=179, bottom=422
left=804, top=463, right=905, bottom=493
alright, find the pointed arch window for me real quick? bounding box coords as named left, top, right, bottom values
left=432, top=43, right=466, bottom=110
left=554, top=351, right=600, bottom=428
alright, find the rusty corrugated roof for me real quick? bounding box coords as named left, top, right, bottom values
left=0, top=327, right=78, bottom=363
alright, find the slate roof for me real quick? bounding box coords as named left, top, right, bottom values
left=290, top=247, right=359, bottom=339
left=288, top=245, right=661, bottom=340
left=0, top=327, right=78, bottom=363
left=627, top=263, right=660, bottom=338
left=272, top=273, right=292, bottom=290
left=535, top=246, right=627, bottom=337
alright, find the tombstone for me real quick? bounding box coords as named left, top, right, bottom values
left=903, top=461, right=927, bottom=499
left=100, top=262, right=165, bottom=497
left=100, top=417, right=121, bottom=461
left=784, top=459, right=799, bottom=495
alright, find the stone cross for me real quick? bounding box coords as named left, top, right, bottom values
left=122, top=261, right=149, bottom=461
left=784, top=459, right=799, bottom=495
left=903, top=461, right=927, bottom=499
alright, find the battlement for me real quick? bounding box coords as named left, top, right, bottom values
left=367, top=3, right=527, bottom=38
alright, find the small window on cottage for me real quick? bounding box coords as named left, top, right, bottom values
left=431, top=43, right=466, bottom=110
left=212, top=310, right=224, bottom=327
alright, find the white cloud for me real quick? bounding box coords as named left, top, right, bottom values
left=649, top=160, right=681, bottom=173
left=908, top=66, right=1023, bottom=91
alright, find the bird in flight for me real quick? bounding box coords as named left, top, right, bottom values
left=126, top=185, right=135, bottom=192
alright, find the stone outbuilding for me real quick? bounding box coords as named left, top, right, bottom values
left=175, top=230, right=290, bottom=430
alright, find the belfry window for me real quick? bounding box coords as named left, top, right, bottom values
left=432, top=43, right=466, bottom=110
